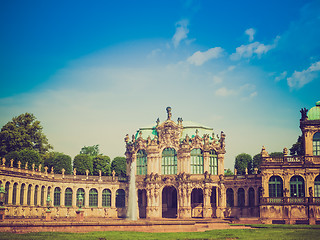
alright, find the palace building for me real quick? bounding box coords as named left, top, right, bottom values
left=0, top=102, right=320, bottom=224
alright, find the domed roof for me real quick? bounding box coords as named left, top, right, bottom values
left=308, top=101, right=320, bottom=120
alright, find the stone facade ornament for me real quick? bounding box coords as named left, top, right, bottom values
left=10, top=159, right=13, bottom=168
left=2, top=158, right=5, bottom=166
left=18, top=161, right=21, bottom=169
left=25, top=162, right=28, bottom=170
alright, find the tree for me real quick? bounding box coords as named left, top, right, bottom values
left=270, top=152, right=284, bottom=158
left=43, top=152, right=72, bottom=174
left=73, top=154, right=93, bottom=175
left=4, top=151, right=20, bottom=167
left=111, top=157, right=127, bottom=176
left=80, top=145, right=99, bottom=156
left=93, top=155, right=111, bottom=176
left=234, top=153, right=252, bottom=175
left=16, top=149, right=43, bottom=170
left=0, top=113, right=52, bottom=157
left=290, top=136, right=304, bottom=155
left=253, top=154, right=263, bottom=173
left=224, top=168, right=233, bottom=176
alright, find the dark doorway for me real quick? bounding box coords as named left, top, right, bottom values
left=191, top=188, right=203, bottom=218
left=138, top=189, right=147, bottom=218
left=162, top=186, right=177, bottom=218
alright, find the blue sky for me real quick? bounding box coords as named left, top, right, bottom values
left=0, top=0, right=319, bottom=170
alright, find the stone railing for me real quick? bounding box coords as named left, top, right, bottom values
left=261, top=197, right=320, bottom=205
left=262, top=156, right=320, bottom=165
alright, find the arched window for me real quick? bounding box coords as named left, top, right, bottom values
left=47, top=186, right=51, bottom=199
left=34, top=185, right=39, bottom=206
left=116, top=189, right=125, bottom=208
left=27, top=184, right=32, bottom=205
left=209, top=150, right=218, bottom=175
left=313, top=132, right=320, bottom=156
left=41, top=186, right=45, bottom=206
left=191, top=149, right=203, bottom=174
left=226, top=188, right=234, bottom=207
left=5, top=182, right=10, bottom=205
left=315, top=175, right=320, bottom=197
left=65, top=188, right=73, bottom=207
left=290, top=175, right=305, bottom=197
left=102, top=189, right=111, bottom=207
left=161, top=148, right=177, bottom=175
left=12, top=183, right=18, bottom=205
left=89, top=188, right=98, bottom=207
left=269, top=176, right=283, bottom=197
left=20, top=183, right=25, bottom=205
left=136, top=150, right=147, bottom=175
left=237, top=188, right=245, bottom=207
left=248, top=187, right=255, bottom=207
left=54, top=187, right=61, bottom=206
left=76, top=188, right=85, bottom=207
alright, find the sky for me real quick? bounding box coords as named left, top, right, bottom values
left=0, top=0, right=319, bottom=170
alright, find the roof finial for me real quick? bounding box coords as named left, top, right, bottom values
left=166, top=106, right=172, bottom=120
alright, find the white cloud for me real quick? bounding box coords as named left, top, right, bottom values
left=275, top=71, right=287, bottom=82
left=215, top=84, right=257, bottom=99
left=147, top=48, right=161, bottom=59
left=213, top=76, right=223, bottom=84
left=172, top=20, right=189, bottom=48
left=187, top=47, right=224, bottom=66
left=215, top=87, right=236, bottom=97
left=230, top=36, right=280, bottom=60
left=245, top=28, right=256, bottom=42
left=287, top=61, right=320, bottom=89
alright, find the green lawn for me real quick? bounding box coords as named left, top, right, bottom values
left=1, top=227, right=320, bottom=240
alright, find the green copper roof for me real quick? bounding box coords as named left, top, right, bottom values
left=307, top=101, right=320, bottom=120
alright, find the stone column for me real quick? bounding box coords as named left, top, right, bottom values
left=234, top=188, right=238, bottom=207
left=72, top=187, right=77, bottom=208
left=217, top=154, right=224, bottom=175
left=111, top=188, right=116, bottom=208
left=85, top=187, right=89, bottom=208
left=23, top=185, right=28, bottom=206
left=61, top=188, right=65, bottom=207
left=98, top=188, right=102, bottom=208
left=16, top=184, right=21, bottom=206
left=8, top=184, right=13, bottom=205
left=203, top=186, right=212, bottom=218
left=203, top=151, right=209, bottom=173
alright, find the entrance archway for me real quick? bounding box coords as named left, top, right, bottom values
left=162, top=186, right=177, bottom=218
left=138, top=189, right=147, bottom=218
left=191, top=188, right=203, bottom=218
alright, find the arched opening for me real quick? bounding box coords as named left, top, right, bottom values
left=315, top=175, right=320, bottom=197
left=102, top=189, right=111, bottom=207
left=41, top=186, right=45, bottom=206
left=161, top=148, right=177, bottom=175
left=269, top=176, right=283, bottom=198
left=12, top=183, right=17, bottom=205
left=20, top=183, right=25, bottom=205
left=209, top=150, right=218, bottom=175
left=211, top=187, right=217, bottom=217
left=136, top=150, right=147, bottom=175
left=27, top=184, right=32, bottom=206
left=54, top=187, right=61, bottom=206
left=290, top=175, right=305, bottom=198
left=65, top=188, right=73, bottom=207
left=162, top=186, right=177, bottom=218
left=116, top=189, right=125, bottom=208
left=237, top=188, right=245, bottom=207
left=76, top=188, right=85, bottom=207
left=5, top=182, right=10, bottom=205
left=313, top=132, right=320, bottom=156
left=138, top=189, right=147, bottom=218
left=248, top=187, right=255, bottom=207
left=191, top=188, right=203, bottom=218
left=34, top=185, right=39, bottom=206
left=191, top=149, right=203, bottom=174
left=89, top=188, right=98, bottom=207
left=226, top=188, right=234, bottom=207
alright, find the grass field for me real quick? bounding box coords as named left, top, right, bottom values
left=1, top=225, right=320, bottom=240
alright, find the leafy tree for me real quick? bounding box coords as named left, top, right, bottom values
left=270, top=152, right=284, bottom=158
left=111, top=156, right=127, bottom=176
left=16, top=149, right=43, bottom=170
left=4, top=151, right=20, bottom=167
left=234, top=153, right=252, bottom=175
left=73, top=154, right=93, bottom=175
left=253, top=154, right=263, bottom=173
left=290, top=136, right=304, bottom=155
left=0, top=113, right=52, bottom=157
left=43, top=152, right=72, bottom=174
left=80, top=145, right=99, bottom=156
left=224, top=168, right=233, bottom=176
left=93, top=155, right=111, bottom=176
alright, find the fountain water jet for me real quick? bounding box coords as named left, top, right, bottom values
left=127, top=160, right=137, bottom=220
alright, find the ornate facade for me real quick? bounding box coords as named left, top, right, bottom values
left=0, top=103, right=319, bottom=224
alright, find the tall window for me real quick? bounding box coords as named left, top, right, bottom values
left=226, top=188, right=234, bottom=207
left=315, top=175, right=320, bottom=197
left=102, top=189, right=111, bottom=207
left=161, top=148, right=177, bottom=175
left=237, top=188, right=245, bottom=207
left=20, top=183, right=25, bottom=205
left=209, top=150, right=218, bottom=175
left=313, top=132, right=320, bottom=156
left=136, top=150, right=147, bottom=175
left=269, top=176, right=283, bottom=197
left=12, top=183, right=17, bottom=205
left=54, top=187, right=61, bottom=206
left=248, top=188, right=255, bottom=207
left=290, top=175, right=305, bottom=197
left=76, top=188, right=85, bottom=207
left=27, top=184, right=32, bottom=205
left=34, top=185, right=39, bottom=206
left=65, top=188, right=73, bottom=207
left=191, top=149, right=203, bottom=174
left=89, top=188, right=98, bottom=207
left=116, top=189, right=125, bottom=208
left=41, top=186, right=45, bottom=206
left=5, top=182, right=9, bottom=205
